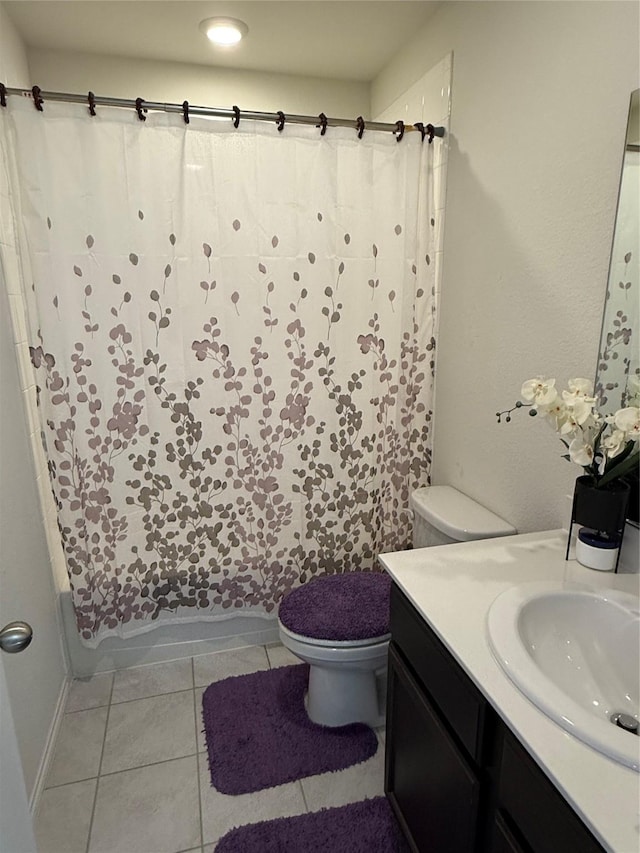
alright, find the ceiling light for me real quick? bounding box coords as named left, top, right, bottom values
left=199, top=17, right=248, bottom=47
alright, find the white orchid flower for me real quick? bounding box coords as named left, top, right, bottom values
left=567, top=378, right=593, bottom=396
left=507, top=377, right=638, bottom=480
left=558, top=413, right=580, bottom=436
left=614, top=406, right=640, bottom=441
left=543, top=398, right=571, bottom=432
left=627, top=375, right=640, bottom=404
left=565, top=396, right=595, bottom=425
left=561, top=378, right=596, bottom=426
left=602, top=429, right=627, bottom=459
left=568, top=436, right=595, bottom=467
left=521, top=377, right=558, bottom=409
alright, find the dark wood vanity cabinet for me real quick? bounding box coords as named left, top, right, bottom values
left=386, top=643, right=481, bottom=852
left=385, top=583, right=605, bottom=853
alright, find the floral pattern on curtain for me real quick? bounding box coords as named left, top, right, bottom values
left=3, top=99, right=436, bottom=644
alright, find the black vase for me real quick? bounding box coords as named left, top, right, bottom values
left=571, top=475, right=630, bottom=538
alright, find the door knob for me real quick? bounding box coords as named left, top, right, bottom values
left=0, top=621, right=33, bottom=653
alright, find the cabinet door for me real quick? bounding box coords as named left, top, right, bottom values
left=386, top=643, right=480, bottom=853
left=497, top=730, right=604, bottom=853
left=491, top=812, right=530, bottom=853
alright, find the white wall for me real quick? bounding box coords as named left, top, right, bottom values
left=373, top=1, right=640, bottom=533
left=27, top=48, right=370, bottom=118
left=0, top=2, right=30, bottom=86
left=0, top=2, right=68, bottom=805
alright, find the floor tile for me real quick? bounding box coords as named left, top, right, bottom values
left=195, top=687, right=206, bottom=753
left=35, top=778, right=97, bottom=852
left=101, top=690, right=196, bottom=775
left=66, top=672, right=114, bottom=712
left=266, top=644, right=302, bottom=669
left=193, top=646, right=269, bottom=688
left=300, top=744, right=385, bottom=811
left=198, top=752, right=306, bottom=846
left=89, top=756, right=200, bottom=853
left=111, top=658, right=193, bottom=704
left=45, top=707, right=108, bottom=788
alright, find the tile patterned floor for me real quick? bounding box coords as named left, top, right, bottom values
left=35, top=644, right=386, bottom=853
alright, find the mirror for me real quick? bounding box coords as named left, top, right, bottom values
left=595, top=89, right=639, bottom=523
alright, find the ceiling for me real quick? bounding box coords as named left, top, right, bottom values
left=4, top=1, right=440, bottom=82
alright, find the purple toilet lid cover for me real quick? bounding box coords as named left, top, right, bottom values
left=278, top=572, right=392, bottom=642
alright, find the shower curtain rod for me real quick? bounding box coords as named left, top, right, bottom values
left=0, top=85, right=446, bottom=142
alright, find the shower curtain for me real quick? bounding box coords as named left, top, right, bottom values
left=0, top=97, right=437, bottom=645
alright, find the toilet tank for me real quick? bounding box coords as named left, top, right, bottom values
left=411, top=486, right=516, bottom=548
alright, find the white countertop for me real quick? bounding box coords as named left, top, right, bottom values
left=379, top=530, right=640, bottom=853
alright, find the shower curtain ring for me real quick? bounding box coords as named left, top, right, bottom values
left=31, top=86, right=44, bottom=112
left=425, top=123, right=436, bottom=143
left=414, top=122, right=427, bottom=142
left=88, top=91, right=96, bottom=116
left=232, top=105, right=240, bottom=128
left=135, top=98, right=147, bottom=121
left=0, top=83, right=7, bottom=108
left=394, top=120, right=405, bottom=143
left=317, top=113, right=328, bottom=136
left=356, top=116, right=365, bottom=139
left=276, top=111, right=285, bottom=132
left=182, top=100, right=190, bottom=124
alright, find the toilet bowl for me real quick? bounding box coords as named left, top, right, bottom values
left=278, top=486, right=516, bottom=728
left=279, top=622, right=390, bottom=728
left=278, top=571, right=391, bottom=728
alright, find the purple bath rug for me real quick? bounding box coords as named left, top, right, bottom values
left=215, top=797, right=410, bottom=853
left=202, top=663, right=378, bottom=795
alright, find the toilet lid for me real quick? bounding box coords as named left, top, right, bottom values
left=278, top=571, right=392, bottom=642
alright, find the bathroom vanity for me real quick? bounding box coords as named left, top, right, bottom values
left=379, top=531, right=640, bottom=853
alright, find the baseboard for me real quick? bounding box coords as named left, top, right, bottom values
left=29, top=674, right=70, bottom=817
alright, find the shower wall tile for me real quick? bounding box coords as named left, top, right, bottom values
left=36, top=473, right=55, bottom=534
left=35, top=777, right=97, bottom=853
left=0, top=194, right=17, bottom=249
left=373, top=52, right=452, bottom=129
left=14, top=339, right=33, bottom=390
left=30, top=429, right=49, bottom=480
left=432, top=130, right=450, bottom=170
left=432, top=213, right=446, bottom=259
left=7, top=292, right=28, bottom=342
left=89, top=756, right=200, bottom=853
left=434, top=252, right=444, bottom=296
left=100, top=689, right=196, bottom=774
left=432, top=164, right=448, bottom=213
left=1, top=246, right=22, bottom=294
left=44, top=503, right=69, bottom=592
left=45, top=706, right=108, bottom=788
left=22, top=384, right=39, bottom=438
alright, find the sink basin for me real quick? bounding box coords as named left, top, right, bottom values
left=487, top=581, right=640, bottom=770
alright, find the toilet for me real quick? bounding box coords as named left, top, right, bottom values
left=278, top=486, right=516, bottom=727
